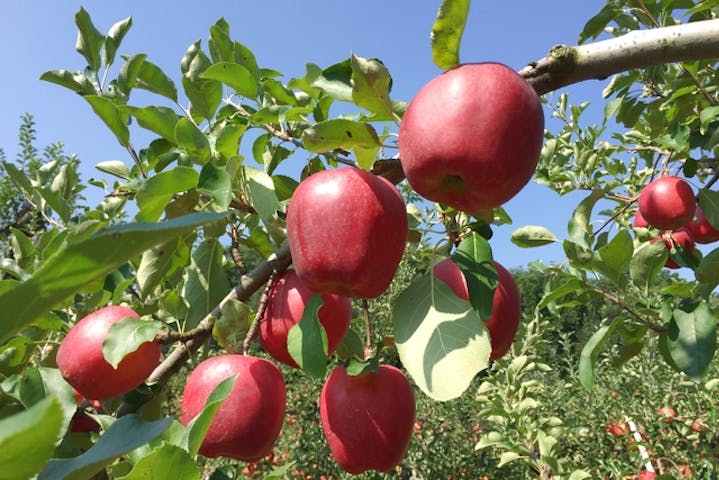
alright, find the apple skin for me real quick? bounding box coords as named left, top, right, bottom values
left=657, top=406, right=677, bottom=423
left=398, top=62, right=544, bottom=213
left=286, top=167, right=408, bottom=299
left=180, top=354, right=286, bottom=461
left=637, top=471, right=657, bottom=480
left=259, top=269, right=352, bottom=368
left=633, top=209, right=649, bottom=228
left=605, top=421, right=629, bottom=437
left=432, top=258, right=521, bottom=361
left=56, top=306, right=161, bottom=401
left=651, top=228, right=696, bottom=269
left=320, top=364, right=415, bottom=474
left=638, top=176, right=695, bottom=230
left=686, top=206, right=719, bottom=244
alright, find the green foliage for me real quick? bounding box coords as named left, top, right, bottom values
left=2, top=2, right=719, bottom=479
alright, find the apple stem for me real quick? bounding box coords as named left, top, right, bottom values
left=362, top=299, right=375, bottom=360
left=242, top=270, right=279, bottom=355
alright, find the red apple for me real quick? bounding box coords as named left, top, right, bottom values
left=650, top=228, right=696, bottom=269
left=657, top=406, right=677, bottom=423
left=320, top=364, right=415, bottom=474
left=638, top=176, right=695, bottom=230
left=676, top=464, right=692, bottom=478
left=56, top=306, right=161, bottom=400
left=634, top=208, right=649, bottom=228
left=605, top=421, right=629, bottom=437
left=691, top=417, right=708, bottom=434
left=637, top=471, right=657, bottom=480
left=180, top=354, right=286, bottom=461
left=432, top=258, right=521, bottom=360
left=286, top=167, right=408, bottom=299
left=398, top=62, right=544, bottom=213
left=259, top=269, right=351, bottom=368
left=686, top=206, right=719, bottom=244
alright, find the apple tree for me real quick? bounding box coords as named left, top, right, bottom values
left=1, top=0, right=719, bottom=478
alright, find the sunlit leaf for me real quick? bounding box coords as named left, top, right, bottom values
left=287, top=295, right=328, bottom=378
left=431, top=0, right=471, bottom=69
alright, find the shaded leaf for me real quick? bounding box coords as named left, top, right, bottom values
left=39, top=70, right=96, bottom=95
left=288, top=295, right=328, bottom=378
left=74, top=7, right=105, bottom=71
left=301, top=119, right=380, bottom=170
left=84, top=95, right=129, bottom=147
left=578, top=319, right=621, bottom=390
left=666, top=302, right=717, bottom=378
left=450, top=233, right=497, bottom=321
left=103, top=16, right=133, bottom=67
left=0, top=397, right=64, bottom=480
left=182, top=238, right=231, bottom=329
left=350, top=54, right=394, bottom=119
left=630, top=242, right=668, bottom=296
left=175, top=118, right=211, bottom=164
left=116, top=444, right=200, bottom=480
left=122, top=105, right=179, bottom=141
left=198, top=164, right=232, bottom=208
left=135, top=166, right=200, bottom=223
left=0, top=212, right=228, bottom=342
left=40, top=415, right=172, bottom=480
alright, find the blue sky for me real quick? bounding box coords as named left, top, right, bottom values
left=1, top=1, right=611, bottom=270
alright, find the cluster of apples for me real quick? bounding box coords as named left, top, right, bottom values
left=56, top=62, right=543, bottom=474
left=634, top=176, right=719, bottom=268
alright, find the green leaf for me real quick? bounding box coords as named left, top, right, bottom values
left=136, top=238, right=190, bottom=297
left=698, top=189, right=719, bottom=229
left=595, top=229, right=633, bottom=285
left=117, top=444, right=200, bottom=480
left=137, top=59, right=178, bottom=102
left=214, top=123, right=245, bottom=161
left=103, top=16, right=132, bottom=67
left=39, top=70, right=96, bottom=95
left=117, top=54, right=146, bottom=94
left=208, top=20, right=233, bottom=63
left=37, top=367, right=79, bottom=429
left=696, top=247, right=719, bottom=284
left=181, top=41, right=222, bottom=120
left=84, top=95, right=129, bottom=147
left=431, top=0, right=471, bottom=69
left=182, top=238, right=231, bottom=329
left=175, top=118, right=211, bottom=164
left=666, top=302, right=717, bottom=378
left=95, top=160, right=131, bottom=180
left=213, top=300, right=252, bottom=353
left=0, top=212, right=228, bottom=342
left=578, top=319, right=621, bottom=390
left=301, top=119, right=381, bottom=170
left=122, top=106, right=179, bottom=141
left=102, top=317, right=164, bottom=369
left=350, top=54, right=394, bottom=119
left=201, top=62, right=258, bottom=98
left=0, top=397, right=64, bottom=480
left=135, top=166, right=200, bottom=222
left=450, top=233, right=497, bottom=321
left=308, top=61, right=353, bottom=102
left=182, top=375, right=237, bottom=456
left=198, top=164, right=232, bottom=208
left=629, top=242, right=668, bottom=296
left=243, top=167, right=279, bottom=225
left=74, top=7, right=105, bottom=71
left=568, top=189, right=604, bottom=247
left=393, top=274, right=491, bottom=401
left=579, top=3, right=621, bottom=43
left=511, top=225, right=558, bottom=248
left=40, top=415, right=172, bottom=480
left=287, top=295, right=328, bottom=378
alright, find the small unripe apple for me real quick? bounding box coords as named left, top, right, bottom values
left=320, top=364, right=415, bottom=474
left=56, top=306, right=161, bottom=400
left=638, top=176, right=695, bottom=230
left=399, top=62, right=544, bottom=213
left=686, top=206, right=719, bottom=244
left=259, top=269, right=351, bottom=368
left=650, top=228, right=696, bottom=269
left=180, top=354, right=286, bottom=461
left=286, top=167, right=408, bottom=299
left=432, top=258, right=521, bottom=360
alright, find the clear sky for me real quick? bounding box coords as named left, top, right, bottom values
left=1, top=1, right=611, bottom=270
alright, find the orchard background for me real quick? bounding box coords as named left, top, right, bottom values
left=1, top=1, right=719, bottom=479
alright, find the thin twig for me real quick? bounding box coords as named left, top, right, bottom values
left=242, top=270, right=278, bottom=355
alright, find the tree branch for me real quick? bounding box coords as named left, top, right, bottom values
left=147, top=243, right=291, bottom=385
left=519, top=19, right=719, bottom=95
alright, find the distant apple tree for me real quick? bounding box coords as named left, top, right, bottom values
left=1, top=0, right=719, bottom=479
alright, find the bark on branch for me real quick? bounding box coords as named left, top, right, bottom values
left=519, top=18, right=719, bottom=95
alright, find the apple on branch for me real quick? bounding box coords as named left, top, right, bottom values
left=56, top=306, right=161, bottom=401
left=399, top=62, right=545, bottom=214
left=180, top=354, right=286, bottom=461
left=286, top=167, right=408, bottom=299
left=259, top=269, right=351, bottom=368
